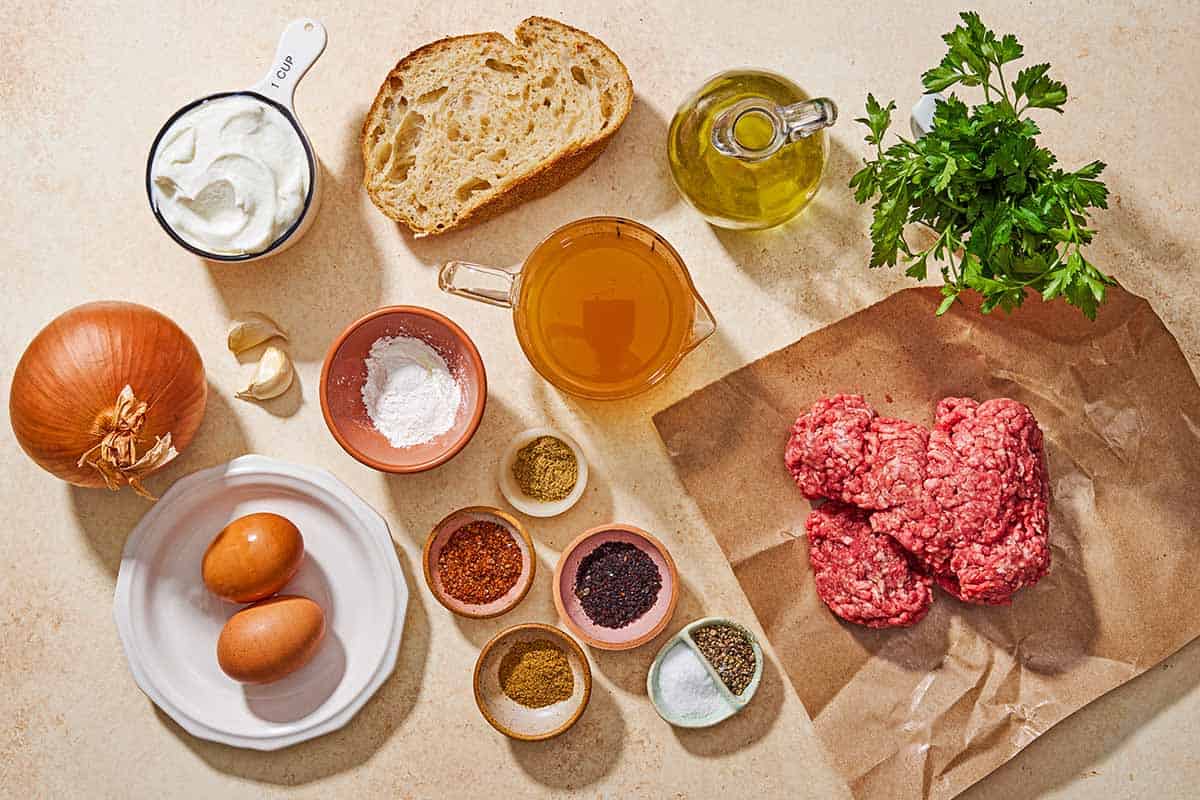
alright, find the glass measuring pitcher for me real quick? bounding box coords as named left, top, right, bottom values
left=439, top=217, right=716, bottom=400
left=668, top=69, right=837, bottom=230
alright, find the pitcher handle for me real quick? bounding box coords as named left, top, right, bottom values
left=439, top=260, right=516, bottom=308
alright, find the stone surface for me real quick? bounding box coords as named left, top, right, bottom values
left=1, top=1, right=1197, bottom=798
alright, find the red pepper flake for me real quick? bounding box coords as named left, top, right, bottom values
left=437, top=521, right=523, bottom=604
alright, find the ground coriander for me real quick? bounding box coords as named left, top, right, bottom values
left=512, top=435, right=578, bottom=501
left=691, top=623, right=757, bottom=695
left=498, top=639, right=574, bottom=708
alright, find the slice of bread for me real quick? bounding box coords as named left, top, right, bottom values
left=361, top=17, right=633, bottom=236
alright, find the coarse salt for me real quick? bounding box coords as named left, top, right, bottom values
left=656, top=642, right=734, bottom=721
left=361, top=335, right=461, bottom=447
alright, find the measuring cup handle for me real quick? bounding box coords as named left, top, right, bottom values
left=439, top=261, right=516, bottom=308
left=250, top=18, right=328, bottom=112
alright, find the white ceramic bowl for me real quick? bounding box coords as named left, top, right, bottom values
left=497, top=427, right=588, bottom=517
left=113, top=455, right=407, bottom=750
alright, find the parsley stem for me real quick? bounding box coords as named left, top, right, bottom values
left=996, top=63, right=1012, bottom=105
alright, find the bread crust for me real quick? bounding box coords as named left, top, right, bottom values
left=360, top=17, right=633, bottom=236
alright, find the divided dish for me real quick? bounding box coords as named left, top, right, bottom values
left=647, top=616, right=764, bottom=728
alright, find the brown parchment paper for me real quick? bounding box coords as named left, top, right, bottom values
left=653, top=286, right=1200, bottom=800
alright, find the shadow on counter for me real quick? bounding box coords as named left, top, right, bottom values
left=509, top=679, right=625, bottom=789
left=397, top=93, right=677, bottom=273
left=160, top=537, right=430, bottom=785
left=710, top=129, right=915, bottom=327
left=962, top=634, right=1200, bottom=800
left=671, top=651, right=786, bottom=757
left=70, top=383, right=250, bottom=576
left=204, top=108, right=386, bottom=367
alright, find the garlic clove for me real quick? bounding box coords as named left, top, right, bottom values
left=227, top=312, right=288, bottom=355
left=236, top=346, right=294, bottom=401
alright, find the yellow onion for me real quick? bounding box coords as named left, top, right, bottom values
left=10, top=301, right=207, bottom=499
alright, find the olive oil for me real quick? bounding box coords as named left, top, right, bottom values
left=515, top=221, right=696, bottom=399
left=668, top=70, right=835, bottom=230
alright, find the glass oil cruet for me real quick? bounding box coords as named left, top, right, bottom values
left=667, top=69, right=837, bottom=230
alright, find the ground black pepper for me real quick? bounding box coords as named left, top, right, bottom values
left=573, top=540, right=662, bottom=629
left=691, top=623, right=757, bottom=695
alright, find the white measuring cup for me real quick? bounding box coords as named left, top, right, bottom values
left=146, top=18, right=328, bottom=262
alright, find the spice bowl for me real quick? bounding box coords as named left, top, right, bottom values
left=320, top=306, right=486, bottom=473
left=498, top=427, right=589, bottom=517
left=647, top=617, right=764, bottom=728
left=473, top=623, right=592, bottom=741
left=423, top=506, right=534, bottom=618
left=553, top=524, right=679, bottom=650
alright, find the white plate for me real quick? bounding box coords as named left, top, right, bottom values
left=113, top=454, right=407, bottom=750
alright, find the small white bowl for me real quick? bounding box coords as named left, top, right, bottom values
left=498, top=427, right=588, bottom=517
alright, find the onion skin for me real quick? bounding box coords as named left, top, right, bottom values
left=10, top=301, right=207, bottom=496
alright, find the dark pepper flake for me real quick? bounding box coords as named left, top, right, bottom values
left=573, top=540, right=662, bottom=629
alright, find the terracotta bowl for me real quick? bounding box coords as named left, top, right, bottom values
left=473, top=623, right=591, bottom=741
left=423, top=507, right=535, bottom=619
left=320, top=306, right=486, bottom=473
left=553, top=524, right=679, bottom=650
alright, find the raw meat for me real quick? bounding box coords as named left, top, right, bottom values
left=787, top=394, right=1052, bottom=623
left=805, top=502, right=933, bottom=629
left=785, top=395, right=928, bottom=510
left=925, top=397, right=1051, bottom=604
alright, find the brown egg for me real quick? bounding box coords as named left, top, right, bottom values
left=202, top=512, right=304, bottom=603
left=217, top=595, right=326, bottom=684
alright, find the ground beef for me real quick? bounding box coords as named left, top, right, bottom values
left=805, top=502, right=933, bottom=629
left=922, top=398, right=1051, bottom=604
left=785, top=395, right=928, bottom=510
left=788, top=394, right=1051, bottom=623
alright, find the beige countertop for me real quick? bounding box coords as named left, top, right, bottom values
left=2, top=1, right=1197, bottom=797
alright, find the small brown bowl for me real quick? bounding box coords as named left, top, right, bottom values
left=320, top=305, right=486, bottom=473
left=423, top=507, right=535, bottom=618
left=553, top=524, right=680, bottom=650
left=473, top=623, right=591, bottom=741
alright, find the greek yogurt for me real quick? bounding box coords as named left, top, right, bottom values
left=150, top=95, right=310, bottom=256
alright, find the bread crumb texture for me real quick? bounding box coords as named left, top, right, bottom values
left=361, top=17, right=633, bottom=235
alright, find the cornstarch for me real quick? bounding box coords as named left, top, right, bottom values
left=361, top=335, right=461, bottom=447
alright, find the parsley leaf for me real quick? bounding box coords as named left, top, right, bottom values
left=850, top=11, right=1113, bottom=320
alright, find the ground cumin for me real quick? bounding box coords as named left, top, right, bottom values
left=512, top=436, right=578, bottom=501
left=497, top=639, right=574, bottom=708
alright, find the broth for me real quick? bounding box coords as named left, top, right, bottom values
left=516, top=226, right=694, bottom=399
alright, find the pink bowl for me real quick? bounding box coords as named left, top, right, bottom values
left=553, top=525, right=679, bottom=650
left=320, top=306, right=486, bottom=473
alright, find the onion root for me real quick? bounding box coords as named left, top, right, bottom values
left=76, top=385, right=180, bottom=500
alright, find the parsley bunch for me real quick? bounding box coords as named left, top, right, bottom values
left=849, top=12, right=1114, bottom=318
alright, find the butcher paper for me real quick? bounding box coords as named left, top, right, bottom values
left=653, top=286, right=1200, bottom=799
